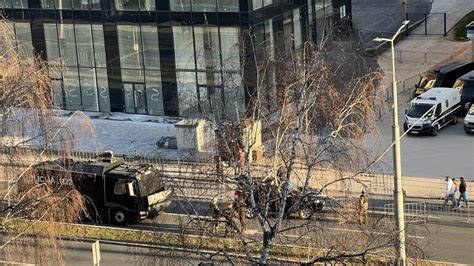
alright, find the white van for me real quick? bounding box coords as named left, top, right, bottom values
left=404, top=87, right=461, bottom=136
left=463, top=105, right=474, bottom=134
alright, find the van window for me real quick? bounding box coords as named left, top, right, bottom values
left=435, top=103, right=442, bottom=116
left=114, top=180, right=127, bottom=195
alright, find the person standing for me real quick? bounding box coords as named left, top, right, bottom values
left=458, top=177, right=469, bottom=208
left=358, top=191, right=369, bottom=225
left=443, top=176, right=457, bottom=209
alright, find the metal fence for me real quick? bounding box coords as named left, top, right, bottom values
left=384, top=202, right=428, bottom=224
left=406, top=12, right=447, bottom=36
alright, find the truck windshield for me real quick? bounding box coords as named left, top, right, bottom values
left=408, top=103, right=434, bottom=118
left=461, top=87, right=474, bottom=97
left=417, top=74, right=436, bottom=89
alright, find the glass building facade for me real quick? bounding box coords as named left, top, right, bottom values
left=1, top=0, right=351, bottom=117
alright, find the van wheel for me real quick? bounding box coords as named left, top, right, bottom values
left=299, top=206, right=313, bottom=220
left=430, top=125, right=438, bottom=136
left=111, top=209, right=127, bottom=226
left=450, top=115, right=458, bottom=125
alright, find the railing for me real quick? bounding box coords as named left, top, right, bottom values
left=384, top=202, right=428, bottom=224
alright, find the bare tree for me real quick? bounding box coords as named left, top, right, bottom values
left=0, top=18, right=92, bottom=265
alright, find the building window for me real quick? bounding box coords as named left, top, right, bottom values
left=218, top=0, right=238, bottom=12
left=117, top=25, right=143, bottom=70
left=339, top=5, right=346, bottom=18
left=192, top=0, right=216, bottom=12
left=252, top=0, right=262, bottom=10
left=73, top=0, right=101, bottom=10
left=41, top=0, right=73, bottom=9
left=14, top=22, right=34, bottom=58
left=0, top=0, right=12, bottom=8
left=170, top=0, right=191, bottom=11
left=115, top=0, right=155, bottom=11
left=13, top=0, right=28, bottom=8
left=293, top=8, right=302, bottom=49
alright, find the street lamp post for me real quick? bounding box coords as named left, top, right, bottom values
left=374, top=20, right=409, bottom=265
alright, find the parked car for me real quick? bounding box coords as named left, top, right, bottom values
left=237, top=181, right=327, bottom=220
left=412, top=61, right=474, bottom=98
left=463, top=105, right=474, bottom=134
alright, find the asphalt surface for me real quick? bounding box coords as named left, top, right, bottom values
left=352, top=0, right=433, bottom=47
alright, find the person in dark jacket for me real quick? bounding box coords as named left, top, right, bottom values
left=458, top=177, right=469, bottom=207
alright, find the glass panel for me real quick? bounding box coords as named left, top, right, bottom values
left=44, top=23, right=60, bottom=61
left=224, top=73, right=245, bottom=118
left=51, top=80, right=64, bottom=108
left=141, top=25, right=160, bottom=70
left=117, top=25, right=142, bottom=69
left=41, top=0, right=54, bottom=8
left=192, top=0, right=216, bottom=12
left=14, top=22, right=34, bottom=58
left=0, top=0, right=12, bottom=8
left=55, top=0, right=73, bottom=9
left=283, top=12, right=293, bottom=51
left=122, top=69, right=144, bottom=83
left=252, top=0, right=262, bottom=10
left=124, top=83, right=135, bottom=113
left=176, top=71, right=198, bottom=116
left=64, top=67, right=82, bottom=110
left=293, top=8, right=302, bottom=49
left=12, top=0, right=28, bottom=8
left=145, top=71, right=164, bottom=115
left=75, top=24, right=94, bottom=67
left=58, top=23, right=78, bottom=66
left=218, top=0, right=238, bottom=12
left=220, top=27, right=240, bottom=71
left=92, top=25, right=106, bottom=67
left=72, top=0, right=91, bottom=10
left=97, top=68, right=110, bottom=112
left=115, top=0, right=154, bottom=10
left=80, top=68, right=99, bottom=111
left=194, top=27, right=219, bottom=71
left=134, top=84, right=147, bottom=114
left=90, top=0, right=100, bottom=9
left=173, top=26, right=195, bottom=70
left=264, top=0, right=272, bottom=6
left=170, top=0, right=191, bottom=11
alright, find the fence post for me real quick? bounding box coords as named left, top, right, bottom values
left=405, top=13, right=409, bottom=36
left=444, top=13, right=447, bottom=36
left=424, top=13, right=428, bottom=35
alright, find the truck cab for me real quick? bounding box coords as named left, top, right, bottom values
left=454, top=71, right=474, bottom=114
left=413, top=61, right=474, bottom=98
left=404, top=87, right=461, bottom=136
left=31, top=152, right=172, bottom=225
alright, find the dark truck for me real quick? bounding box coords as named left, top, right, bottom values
left=31, top=152, right=172, bottom=225
left=413, top=61, right=474, bottom=98
left=456, top=71, right=474, bottom=114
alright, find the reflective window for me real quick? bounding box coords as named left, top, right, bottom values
left=75, top=24, right=94, bottom=67
left=293, top=8, right=302, bottom=49
left=173, top=26, right=195, bottom=70
left=0, top=0, right=12, bottom=8
left=44, top=23, right=60, bottom=61
left=92, top=25, right=107, bottom=67
left=115, top=0, right=155, bottom=11
left=51, top=80, right=64, bottom=108
left=58, top=24, right=77, bottom=66
left=14, top=22, right=34, bottom=58
left=145, top=71, right=164, bottom=115
left=73, top=0, right=101, bottom=10
left=141, top=26, right=160, bottom=70
left=13, top=0, right=28, bottom=8
left=194, top=27, right=220, bottom=71
left=170, top=0, right=190, bottom=11
left=80, top=68, right=99, bottom=111
left=42, top=0, right=73, bottom=9
left=96, top=68, right=110, bottom=112
left=283, top=12, right=293, bottom=52
left=252, top=0, right=262, bottom=10
left=64, top=67, right=81, bottom=110
left=177, top=71, right=198, bottom=116
left=218, top=0, right=238, bottom=12
left=192, top=0, right=216, bottom=12
left=117, top=25, right=143, bottom=69
left=220, top=27, right=240, bottom=71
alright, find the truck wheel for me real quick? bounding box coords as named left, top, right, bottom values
left=112, top=209, right=127, bottom=226
left=430, top=125, right=438, bottom=136
left=299, top=206, right=313, bottom=220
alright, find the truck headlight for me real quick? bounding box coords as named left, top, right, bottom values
left=465, top=119, right=469, bottom=124
left=422, top=119, right=432, bottom=125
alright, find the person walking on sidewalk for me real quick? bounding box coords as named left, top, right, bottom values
left=458, top=177, right=469, bottom=208
left=443, top=176, right=457, bottom=209
left=358, top=191, right=369, bottom=225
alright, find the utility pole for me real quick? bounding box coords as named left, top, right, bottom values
left=374, top=20, right=409, bottom=265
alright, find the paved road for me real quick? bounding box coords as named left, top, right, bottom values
left=352, top=0, right=432, bottom=47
